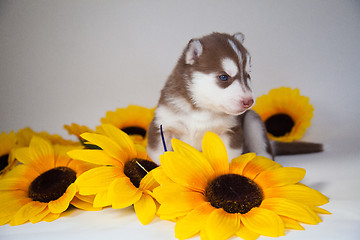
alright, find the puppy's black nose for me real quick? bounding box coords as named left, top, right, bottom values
left=242, top=98, right=254, bottom=108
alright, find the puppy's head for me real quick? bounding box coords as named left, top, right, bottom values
left=184, top=32, right=254, bottom=115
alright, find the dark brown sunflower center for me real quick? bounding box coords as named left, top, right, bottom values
left=123, top=159, right=158, bottom=188
left=0, top=154, right=9, bottom=172
left=121, top=127, right=147, bottom=138
left=265, top=113, right=295, bottom=137
left=28, top=167, right=77, bottom=203
left=205, top=174, right=263, bottom=214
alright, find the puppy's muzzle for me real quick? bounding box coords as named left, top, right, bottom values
left=241, top=98, right=254, bottom=109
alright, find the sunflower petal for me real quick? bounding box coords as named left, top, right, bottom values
left=53, top=145, right=78, bottom=167
left=29, top=207, right=51, bottom=224
left=134, top=144, right=149, bottom=159
left=280, top=216, right=305, bottom=230
left=71, top=195, right=102, bottom=211
left=151, top=166, right=173, bottom=185
left=236, top=223, right=260, bottom=240
left=134, top=194, right=156, bottom=225
left=10, top=201, right=47, bottom=226
left=48, top=183, right=77, bottom=213
left=1, top=164, right=37, bottom=180
left=15, top=147, right=51, bottom=174
left=0, top=214, right=13, bottom=225
left=17, top=201, right=50, bottom=225
left=263, top=184, right=329, bottom=206
left=54, top=155, right=72, bottom=168
left=310, top=206, right=331, bottom=215
left=206, top=208, right=241, bottom=240
left=139, top=170, right=159, bottom=192
left=229, top=153, right=256, bottom=175
left=43, top=212, right=61, bottom=222
left=80, top=132, right=129, bottom=164
left=202, top=132, right=229, bottom=176
left=0, top=177, right=29, bottom=191
left=171, top=138, right=213, bottom=174
left=13, top=148, right=32, bottom=167
left=0, top=188, right=25, bottom=201
left=101, top=124, right=137, bottom=159
left=68, top=149, right=120, bottom=166
left=241, top=207, right=285, bottom=237
left=75, top=166, right=122, bottom=195
left=93, top=191, right=112, bottom=208
left=161, top=150, right=214, bottom=193
left=67, top=159, right=94, bottom=176
left=254, top=167, right=306, bottom=189
left=108, top=177, right=142, bottom=209
left=154, top=183, right=206, bottom=219
left=29, top=136, right=55, bottom=171
left=242, top=156, right=282, bottom=180
left=175, top=202, right=214, bottom=240
left=261, top=198, right=321, bottom=225
left=200, top=227, right=210, bottom=240
left=74, top=193, right=96, bottom=204
left=0, top=192, right=30, bottom=220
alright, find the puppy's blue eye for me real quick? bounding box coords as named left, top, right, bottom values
left=218, top=75, right=228, bottom=81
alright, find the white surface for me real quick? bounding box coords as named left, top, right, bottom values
left=1, top=0, right=360, bottom=239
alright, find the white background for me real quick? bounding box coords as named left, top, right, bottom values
left=1, top=0, right=360, bottom=239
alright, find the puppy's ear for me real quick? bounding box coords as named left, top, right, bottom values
left=185, top=39, right=203, bottom=65
left=233, top=32, right=245, bottom=44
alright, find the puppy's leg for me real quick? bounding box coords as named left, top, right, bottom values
left=242, top=110, right=274, bottom=159
left=147, top=145, right=164, bottom=165
left=146, top=120, right=162, bottom=164
left=146, top=121, right=175, bottom=165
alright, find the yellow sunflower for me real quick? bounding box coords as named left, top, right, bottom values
left=99, top=105, right=155, bottom=147
left=153, top=132, right=330, bottom=240
left=0, top=136, right=100, bottom=226
left=67, top=124, right=159, bottom=225
left=0, top=131, right=17, bottom=177
left=252, top=87, right=314, bottom=142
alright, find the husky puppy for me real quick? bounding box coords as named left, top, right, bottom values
left=146, top=32, right=321, bottom=164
